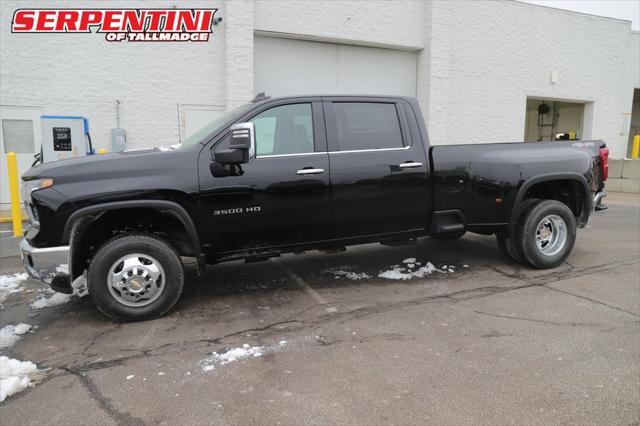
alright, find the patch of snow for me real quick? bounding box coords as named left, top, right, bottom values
left=331, top=270, right=371, bottom=281
left=378, top=262, right=443, bottom=280
left=402, top=258, right=416, bottom=264
left=463, top=264, right=469, bottom=268
left=13, top=324, right=31, bottom=335
left=0, top=273, right=28, bottom=304
left=30, top=292, right=72, bottom=309
left=0, top=356, right=39, bottom=402
left=215, top=344, right=264, bottom=365
left=202, top=340, right=288, bottom=370
left=0, top=323, right=32, bottom=349
left=30, top=275, right=88, bottom=309
left=126, top=375, right=135, bottom=380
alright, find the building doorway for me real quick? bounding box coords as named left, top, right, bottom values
left=524, top=98, right=585, bottom=142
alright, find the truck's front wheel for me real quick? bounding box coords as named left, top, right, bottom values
left=88, top=234, right=184, bottom=321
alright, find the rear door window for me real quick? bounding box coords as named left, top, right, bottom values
left=331, top=103, right=404, bottom=151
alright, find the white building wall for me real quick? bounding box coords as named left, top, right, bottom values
left=0, top=0, right=226, bottom=151
left=225, top=0, right=254, bottom=110
left=629, top=32, right=640, bottom=89
left=253, top=0, right=426, bottom=50
left=435, top=0, right=635, bottom=158
left=1, top=0, right=637, bottom=159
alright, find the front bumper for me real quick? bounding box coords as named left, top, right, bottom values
left=20, top=239, right=69, bottom=284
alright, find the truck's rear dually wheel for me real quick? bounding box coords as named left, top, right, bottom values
left=514, top=200, right=577, bottom=269
left=88, top=234, right=184, bottom=321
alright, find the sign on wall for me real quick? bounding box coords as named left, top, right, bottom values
left=11, top=8, right=220, bottom=42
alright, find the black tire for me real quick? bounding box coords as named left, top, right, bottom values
left=496, top=198, right=541, bottom=264
left=431, top=231, right=466, bottom=241
left=496, top=233, right=522, bottom=263
left=514, top=200, right=577, bottom=269
left=88, top=234, right=184, bottom=321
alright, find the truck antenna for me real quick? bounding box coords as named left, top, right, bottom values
left=252, top=92, right=271, bottom=102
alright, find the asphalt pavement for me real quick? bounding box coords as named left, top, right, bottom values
left=0, top=193, right=638, bottom=425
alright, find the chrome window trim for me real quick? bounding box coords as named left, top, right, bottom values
left=257, top=152, right=327, bottom=159
left=328, top=146, right=411, bottom=155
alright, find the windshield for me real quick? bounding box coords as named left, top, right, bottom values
left=182, top=103, right=254, bottom=147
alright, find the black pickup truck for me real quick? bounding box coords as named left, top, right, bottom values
left=20, top=95, right=608, bottom=321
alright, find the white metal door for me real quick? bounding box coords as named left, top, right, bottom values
left=254, top=36, right=417, bottom=97
left=0, top=106, right=42, bottom=207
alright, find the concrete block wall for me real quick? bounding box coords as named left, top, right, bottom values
left=607, top=160, right=640, bottom=193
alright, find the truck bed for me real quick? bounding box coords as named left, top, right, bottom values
left=430, top=140, right=604, bottom=231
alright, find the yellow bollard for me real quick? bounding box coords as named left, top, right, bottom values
left=632, top=134, right=640, bottom=160
left=98, top=148, right=107, bottom=154
left=6, top=152, right=23, bottom=237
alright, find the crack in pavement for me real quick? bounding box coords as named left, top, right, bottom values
left=473, top=310, right=603, bottom=327
left=542, top=286, right=639, bottom=318
left=486, top=256, right=640, bottom=317
left=48, top=319, right=303, bottom=373
left=81, top=324, right=123, bottom=356
left=63, top=368, right=146, bottom=426
left=30, top=255, right=640, bottom=399
left=314, top=332, right=412, bottom=347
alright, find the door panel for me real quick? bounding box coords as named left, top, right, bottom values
left=324, top=99, right=430, bottom=237
left=198, top=100, right=330, bottom=253
left=254, top=36, right=417, bottom=97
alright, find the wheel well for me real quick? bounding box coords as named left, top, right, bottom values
left=521, top=179, right=588, bottom=223
left=69, top=208, right=195, bottom=279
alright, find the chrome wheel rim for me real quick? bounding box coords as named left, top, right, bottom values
left=108, top=253, right=165, bottom=307
left=535, top=215, right=567, bottom=256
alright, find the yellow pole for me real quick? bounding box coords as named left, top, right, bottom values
left=6, top=152, right=23, bottom=237
left=98, top=148, right=107, bottom=154
left=632, top=134, right=640, bottom=160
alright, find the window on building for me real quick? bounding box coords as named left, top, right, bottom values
left=332, top=103, right=404, bottom=151
left=2, top=119, right=34, bottom=153
left=250, top=103, right=314, bottom=156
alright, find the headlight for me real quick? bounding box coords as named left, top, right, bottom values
left=21, top=179, right=52, bottom=227
left=21, top=178, right=53, bottom=200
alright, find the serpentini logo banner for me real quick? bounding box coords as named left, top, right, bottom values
left=11, top=8, right=220, bottom=42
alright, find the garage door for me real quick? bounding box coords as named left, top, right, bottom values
left=254, top=37, right=417, bottom=97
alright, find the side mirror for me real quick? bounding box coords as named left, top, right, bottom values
left=215, top=122, right=255, bottom=164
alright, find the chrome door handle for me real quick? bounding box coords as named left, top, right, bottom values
left=398, top=162, right=423, bottom=168
left=296, top=168, right=325, bottom=175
